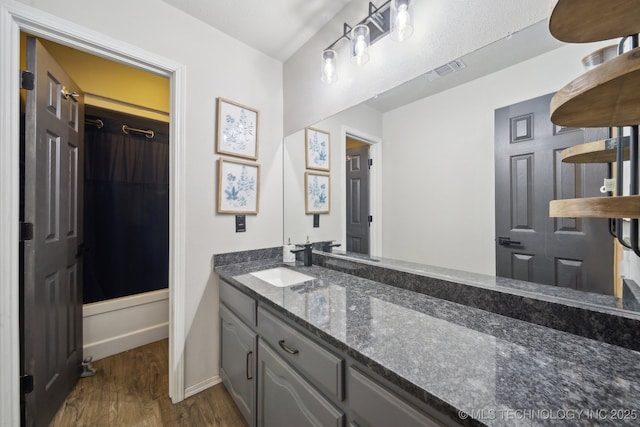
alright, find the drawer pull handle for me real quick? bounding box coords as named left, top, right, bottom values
left=246, top=351, right=253, bottom=380
left=278, top=340, right=299, bottom=355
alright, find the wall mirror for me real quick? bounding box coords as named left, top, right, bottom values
left=283, top=20, right=640, bottom=314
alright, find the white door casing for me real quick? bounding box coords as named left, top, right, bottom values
left=0, top=2, right=187, bottom=425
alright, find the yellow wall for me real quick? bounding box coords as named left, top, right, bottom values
left=21, top=33, right=169, bottom=121
left=346, top=136, right=368, bottom=149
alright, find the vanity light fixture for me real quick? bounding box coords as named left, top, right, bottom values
left=320, top=0, right=415, bottom=83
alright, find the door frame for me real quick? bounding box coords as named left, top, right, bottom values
left=341, top=126, right=382, bottom=257
left=0, top=2, right=187, bottom=424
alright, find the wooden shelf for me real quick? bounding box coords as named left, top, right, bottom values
left=551, top=47, right=640, bottom=128
left=549, top=1, right=640, bottom=225
left=549, top=0, right=640, bottom=43
left=561, top=136, right=630, bottom=163
left=549, top=196, right=640, bottom=218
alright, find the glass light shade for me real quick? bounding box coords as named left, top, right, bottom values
left=390, top=0, right=414, bottom=42
left=321, top=49, right=338, bottom=84
left=350, top=24, right=370, bottom=65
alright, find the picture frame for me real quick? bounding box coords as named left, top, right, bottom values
left=305, top=127, right=330, bottom=171
left=305, top=172, right=330, bottom=214
left=218, top=158, right=260, bottom=214
left=217, top=97, right=259, bottom=160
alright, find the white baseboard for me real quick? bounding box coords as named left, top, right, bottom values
left=185, top=375, right=222, bottom=398
left=83, top=322, right=169, bottom=361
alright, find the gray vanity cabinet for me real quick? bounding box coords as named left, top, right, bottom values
left=257, top=340, right=344, bottom=427
left=348, top=367, right=442, bottom=427
left=220, top=304, right=257, bottom=427
left=219, top=279, right=456, bottom=427
left=219, top=280, right=258, bottom=427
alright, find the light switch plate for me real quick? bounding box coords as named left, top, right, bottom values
left=236, top=215, right=246, bottom=232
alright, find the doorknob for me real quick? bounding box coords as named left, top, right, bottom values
left=498, top=237, right=521, bottom=246
left=61, top=86, right=79, bottom=100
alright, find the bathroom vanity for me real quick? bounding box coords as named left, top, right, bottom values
left=214, top=248, right=640, bottom=427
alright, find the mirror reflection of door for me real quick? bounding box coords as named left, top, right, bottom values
left=346, top=137, right=371, bottom=255
left=495, top=93, right=613, bottom=295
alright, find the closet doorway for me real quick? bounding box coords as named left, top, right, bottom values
left=19, top=33, right=171, bottom=362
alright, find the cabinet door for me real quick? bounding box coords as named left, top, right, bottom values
left=348, top=367, right=442, bottom=427
left=220, top=304, right=257, bottom=427
left=257, top=340, right=344, bottom=427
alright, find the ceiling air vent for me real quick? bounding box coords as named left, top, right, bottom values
left=434, top=59, right=466, bottom=77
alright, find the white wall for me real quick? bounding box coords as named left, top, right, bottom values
left=381, top=41, right=612, bottom=275
left=284, top=103, right=382, bottom=245
left=283, top=0, right=553, bottom=135
left=13, top=0, right=283, bottom=393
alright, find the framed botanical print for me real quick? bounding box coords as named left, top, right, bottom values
left=305, top=172, right=330, bottom=214
left=217, top=97, right=259, bottom=160
left=305, top=127, right=330, bottom=171
left=218, top=158, right=260, bottom=214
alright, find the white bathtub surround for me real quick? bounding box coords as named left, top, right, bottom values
left=83, top=289, right=169, bottom=361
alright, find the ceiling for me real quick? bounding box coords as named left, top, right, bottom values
left=160, top=0, right=356, bottom=62
left=364, top=20, right=564, bottom=113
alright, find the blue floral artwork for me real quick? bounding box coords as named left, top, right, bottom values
left=305, top=128, right=330, bottom=170
left=218, top=159, right=260, bottom=213
left=217, top=98, right=258, bottom=159
left=305, top=172, right=330, bottom=213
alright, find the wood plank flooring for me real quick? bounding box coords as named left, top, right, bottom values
left=50, top=339, right=248, bottom=427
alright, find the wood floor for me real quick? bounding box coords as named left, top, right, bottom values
left=50, top=339, right=248, bottom=427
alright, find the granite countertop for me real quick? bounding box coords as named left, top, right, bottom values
left=215, top=259, right=640, bottom=427
left=325, top=250, right=640, bottom=313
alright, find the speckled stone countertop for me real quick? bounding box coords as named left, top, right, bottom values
left=324, top=250, right=640, bottom=313
left=215, top=258, right=640, bottom=427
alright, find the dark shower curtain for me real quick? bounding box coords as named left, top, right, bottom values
left=83, top=106, right=169, bottom=303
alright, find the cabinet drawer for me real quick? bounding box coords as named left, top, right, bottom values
left=258, top=340, right=344, bottom=427
left=258, top=306, right=344, bottom=401
left=348, top=367, right=441, bottom=427
left=220, top=280, right=256, bottom=327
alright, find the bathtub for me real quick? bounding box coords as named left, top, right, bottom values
left=82, top=288, right=169, bottom=361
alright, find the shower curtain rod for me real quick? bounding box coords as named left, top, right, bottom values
left=85, top=117, right=156, bottom=139
left=122, top=124, right=155, bottom=139
left=85, top=118, right=103, bottom=129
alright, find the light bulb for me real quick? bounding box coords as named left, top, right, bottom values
left=391, top=0, right=414, bottom=41
left=350, top=24, right=370, bottom=65
left=355, top=36, right=367, bottom=58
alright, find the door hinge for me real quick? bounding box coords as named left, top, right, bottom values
left=21, top=70, right=35, bottom=91
left=368, top=215, right=373, bottom=223
left=20, top=374, right=34, bottom=395
left=20, top=222, right=34, bottom=242
left=368, top=158, right=373, bottom=169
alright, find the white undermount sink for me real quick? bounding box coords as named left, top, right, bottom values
left=249, top=267, right=314, bottom=287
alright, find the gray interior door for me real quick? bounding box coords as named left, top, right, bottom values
left=346, top=144, right=370, bottom=255
left=23, top=36, right=84, bottom=426
left=495, top=92, right=613, bottom=294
